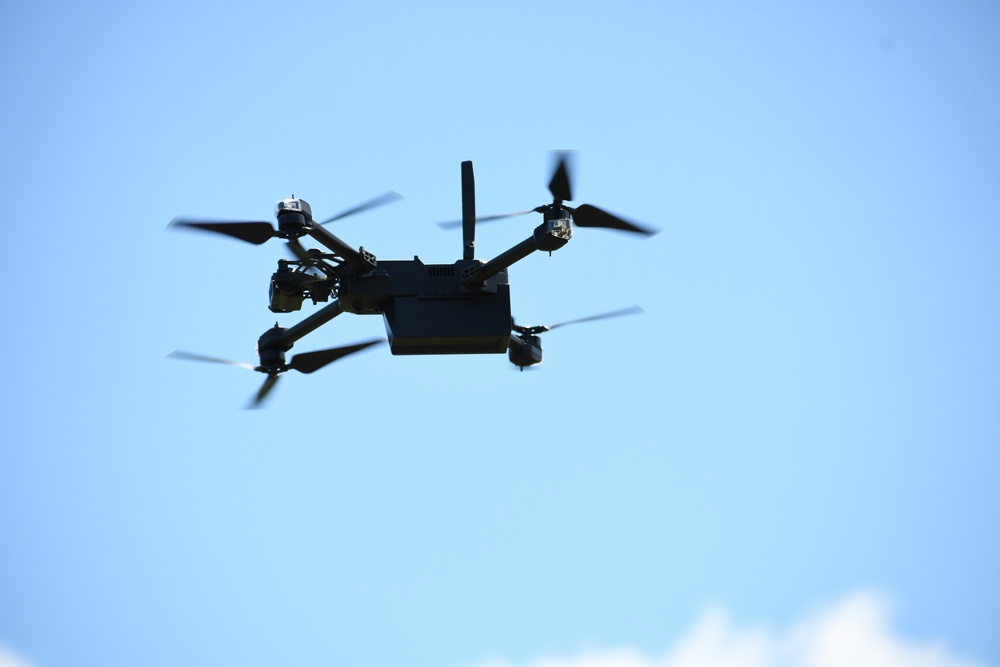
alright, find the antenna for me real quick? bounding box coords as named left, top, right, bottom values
left=461, top=161, right=475, bottom=261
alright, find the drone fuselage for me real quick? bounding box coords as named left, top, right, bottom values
left=170, top=157, right=652, bottom=394
left=339, top=258, right=511, bottom=355
left=264, top=175, right=575, bottom=358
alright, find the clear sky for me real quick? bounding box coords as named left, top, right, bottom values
left=1, top=1, right=998, bottom=667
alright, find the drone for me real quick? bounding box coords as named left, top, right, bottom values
left=170, top=153, right=655, bottom=405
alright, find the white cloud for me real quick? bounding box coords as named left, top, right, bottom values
left=0, top=644, right=37, bottom=667
left=471, top=592, right=987, bottom=667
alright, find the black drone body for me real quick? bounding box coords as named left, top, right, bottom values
left=170, top=154, right=654, bottom=404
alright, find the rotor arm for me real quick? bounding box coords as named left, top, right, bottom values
left=461, top=214, right=573, bottom=287
left=278, top=299, right=345, bottom=347
left=305, top=224, right=377, bottom=272
left=462, top=236, right=535, bottom=286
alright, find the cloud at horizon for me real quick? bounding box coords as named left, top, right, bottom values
left=0, top=592, right=987, bottom=667
left=0, top=644, right=36, bottom=667
left=469, top=592, right=988, bottom=667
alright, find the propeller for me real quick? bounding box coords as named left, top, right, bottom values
left=316, top=191, right=401, bottom=226
left=169, top=191, right=401, bottom=245
left=547, top=152, right=573, bottom=203
left=167, top=350, right=257, bottom=370
left=436, top=209, right=535, bottom=229
left=168, top=218, right=277, bottom=245
left=512, top=305, right=643, bottom=336
left=168, top=338, right=383, bottom=408
left=437, top=153, right=657, bottom=236
left=507, top=305, right=643, bottom=372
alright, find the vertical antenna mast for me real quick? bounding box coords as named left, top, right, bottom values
left=461, top=161, right=475, bottom=261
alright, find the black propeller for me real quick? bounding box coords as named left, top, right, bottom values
left=169, top=338, right=383, bottom=408
left=169, top=191, right=401, bottom=245
left=436, top=209, right=535, bottom=229
left=166, top=350, right=257, bottom=370
left=508, top=305, right=644, bottom=372
left=548, top=153, right=573, bottom=203
left=168, top=219, right=277, bottom=245
left=316, top=191, right=401, bottom=226
left=437, top=153, right=657, bottom=236
left=569, top=204, right=652, bottom=235
left=513, top=305, right=643, bottom=336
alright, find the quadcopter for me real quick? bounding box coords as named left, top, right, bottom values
left=170, top=154, right=655, bottom=405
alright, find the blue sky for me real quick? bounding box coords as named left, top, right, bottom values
left=1, top=1, right=998, bottom=667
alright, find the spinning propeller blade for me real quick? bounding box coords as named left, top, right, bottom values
left=167, top=350, right=256, bottom=370
left=567, top=204, right=655, bottom=236
left=435, top=210, right=534, bottom=230
left=548, top=151, right=573, bottom=203
left=438, top=152, right=657, bottom=236
left=508, top=305, right=643, bottom=371
left=168, top=218, right=277, bottom=245
left=169, top=339, right=384, bottom=408
left=317, top=191, right=402, bottom=226
left=546, top=305, right=644, bottom=330
left=170, top=191, right=401, bottom=245
left=514, top=305, right=643, bottom=335
left=286, top=339, right=383, bottom=374
left=250, top=374, right=281, bottom=409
